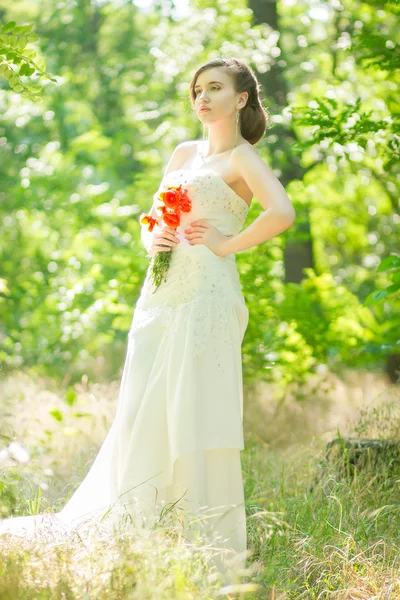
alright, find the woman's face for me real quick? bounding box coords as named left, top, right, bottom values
left=192, top=67, right=247, bottom=122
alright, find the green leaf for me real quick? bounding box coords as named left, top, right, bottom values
left=71, top=412, right=91, bottom=418
left=17, top=37, right=27, bottom=51
left=49, top=408, right=63, bottom=422
left=19, top=62, right=29, bottom=76
left=8, top=35, right=18, bottom=48
left=65, top=386, right=77, bottom=406
left=23, top=49, right=36, bottom=59
left=385, top=282, right=400, bottom=294
left=13, top=24, right=35, bottom=35
left=19, top=24, right=35, bottom=35
left=2, top=21, right=16, bottom=34
left=377, top=255, right=400, bottom=272
left=364, top=290, right=389, bottom=306
left=9, top=75, right=19, bottom=86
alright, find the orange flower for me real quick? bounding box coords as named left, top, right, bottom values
left=179, top=196, right=191, bottom=213
left=140, top=213, right=157, bottom=232
left=160, top=188, right=180, bottom=209
left=163, top=212, right=180, bottom=227
left=158, top=184, right=192, bottom=214
left=176, top=186, right=192, bottom=213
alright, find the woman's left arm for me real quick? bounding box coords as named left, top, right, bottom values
left=220, top=144, right=296, bottom=256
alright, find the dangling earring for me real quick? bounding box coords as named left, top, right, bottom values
left=235, top=109, right=240, bottom=147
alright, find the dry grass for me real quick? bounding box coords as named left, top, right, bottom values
left=243, top=368, right=398, bottom=448
left=0, top=367, right=399, bottom=598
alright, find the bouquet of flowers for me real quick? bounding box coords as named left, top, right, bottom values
left=140, top=183, right=192, bottom=292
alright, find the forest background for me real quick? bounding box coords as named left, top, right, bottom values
left=0, top=0, right=399, bottom=396
left=0, top=0, right=400, bottom=597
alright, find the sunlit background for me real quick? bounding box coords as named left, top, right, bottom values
left=0, top=1, right=399, bottom=595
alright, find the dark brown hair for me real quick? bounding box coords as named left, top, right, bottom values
left=189, top=57, right=269, bottom=145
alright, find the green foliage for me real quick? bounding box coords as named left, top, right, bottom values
left=0, top=0, right=398, bottom=388
left=281, top=270, right=375, bottom=366
left=240, top=241, right=318, bottom=392
left=288, top=0, right=399, bottom=222
left=365, top=254, right=400, bottom=304
left=361, top=253, right=400, bottom=359
left=292, top=96, right=400, bottom=175
left=350, top=0, right=400, bottom=72
left=0, top=476, right=18, bottom=518
left=293, top=96, right=391, bottom=151
left=0, top=19, right=56, bottom=100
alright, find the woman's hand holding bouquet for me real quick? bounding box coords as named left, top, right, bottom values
left=140, top=183, right=192, bottom=292
left=145, top=225, right=180, bottom=258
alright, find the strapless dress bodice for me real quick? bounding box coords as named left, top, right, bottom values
left=160, top=168, right=250, bottom=247
left=136, top=167, right=250, bottom=321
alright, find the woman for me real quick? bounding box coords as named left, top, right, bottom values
left=0, top=57, right=295, bottom=572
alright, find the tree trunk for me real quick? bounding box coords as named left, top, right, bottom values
left=248, top=0, right=315, bottom=283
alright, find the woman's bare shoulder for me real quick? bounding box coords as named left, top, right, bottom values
left=175, top=140, right=198, bottom=152
left=177, top=140, right=199, bottom=158
left=232, top=140, right=259, bottom=157
left=163, top=140, right=198, bottom=175
left=172, top=140, right=198, bottom=163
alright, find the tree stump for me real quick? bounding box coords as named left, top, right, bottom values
left=309, top=437, right=400, bottom=493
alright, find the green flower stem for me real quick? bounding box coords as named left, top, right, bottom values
left=150, top=247, right=173, bottom=293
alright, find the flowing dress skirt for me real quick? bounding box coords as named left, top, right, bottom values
left=0, top=243, right=249, bottom=570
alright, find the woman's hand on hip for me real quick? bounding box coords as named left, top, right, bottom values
left=184, top=221, right=232, bottom=257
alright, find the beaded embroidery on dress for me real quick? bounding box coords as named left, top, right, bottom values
left=0, top=167, right=250, bottom=569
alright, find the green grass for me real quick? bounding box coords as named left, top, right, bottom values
left=0, top=369, right=399, bottom=598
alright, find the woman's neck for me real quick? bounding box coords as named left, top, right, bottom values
left=197, top=139, right=241, bottom=162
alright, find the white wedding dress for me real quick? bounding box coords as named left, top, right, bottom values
left=0, top=166, right=250, bottom=569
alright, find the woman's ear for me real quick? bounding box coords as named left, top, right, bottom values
left=240, top=92, right=249, bottom=108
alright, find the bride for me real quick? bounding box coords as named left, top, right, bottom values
left=0, top=57, right=295, bottom=572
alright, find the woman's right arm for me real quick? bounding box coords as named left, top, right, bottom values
left=141, top=141, right=193, bottom=256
